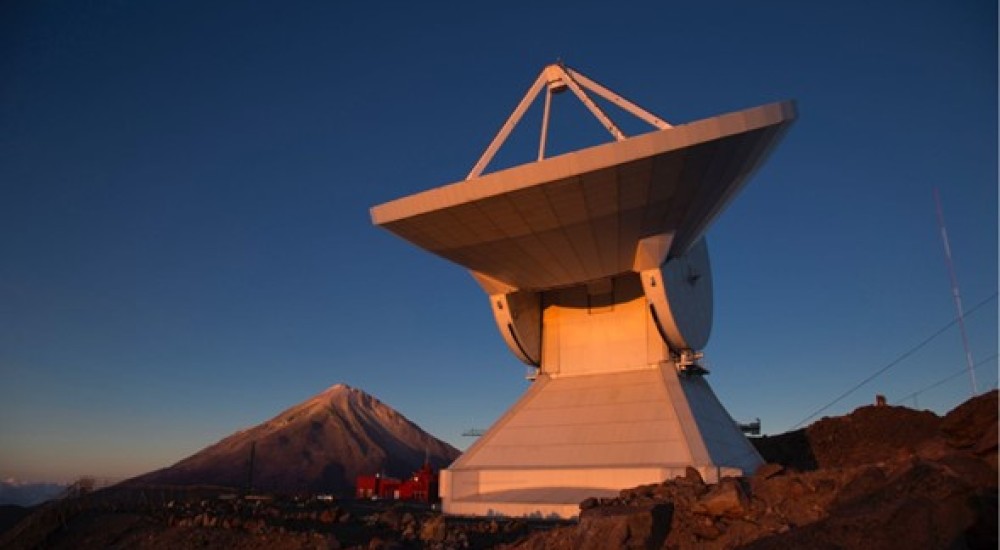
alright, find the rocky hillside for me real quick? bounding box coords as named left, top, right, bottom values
left=127, top=384, right=460, bottom=495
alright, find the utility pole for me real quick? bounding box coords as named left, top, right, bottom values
left=933, top=188, right=977, bottom=396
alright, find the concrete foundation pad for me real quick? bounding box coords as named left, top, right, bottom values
left=444, top=487, right=616, bottom=519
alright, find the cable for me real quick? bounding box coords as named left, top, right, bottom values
left=789, top=291, right=997, bottom=430
left=894, top=353, right=998, bottom=405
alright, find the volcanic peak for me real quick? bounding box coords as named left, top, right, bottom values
left=126, top=383, right=460, bottom=494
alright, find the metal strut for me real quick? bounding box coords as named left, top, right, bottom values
left=467, top=63, right=672, bottom=180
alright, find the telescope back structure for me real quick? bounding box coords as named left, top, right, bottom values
left=371, top=64, right=796, bottom=518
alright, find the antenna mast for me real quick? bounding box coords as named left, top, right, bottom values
left=933, top=187, right=977, bottom=396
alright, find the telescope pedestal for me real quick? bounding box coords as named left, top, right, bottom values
left=441, top=364, right=760, bottom=518
left=440, top=273, right=761, bottom=518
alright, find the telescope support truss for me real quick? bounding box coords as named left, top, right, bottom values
left=468, top=63, right=673, bottom=180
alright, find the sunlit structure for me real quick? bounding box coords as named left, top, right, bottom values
left=371, top=63, right=796, bottom=518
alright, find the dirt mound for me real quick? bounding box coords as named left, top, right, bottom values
left=748, top=429, right=815, bottom=471
left=940, top=390, right=999, bottom=454
left=741, top=460, right=997, bottom=550
left=753, top=401, right=953, bottom=470
left=803, top=404, right=941, bottom=468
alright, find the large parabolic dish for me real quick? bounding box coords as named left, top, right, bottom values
left=372, top=101, right=795, bottom=291
left=372, top=63, right=796, bottom=518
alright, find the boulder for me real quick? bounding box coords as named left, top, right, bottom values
left=683, top=466, right=704, bottom=484
left=696, top=478, right=749, bottom=518
left=576, top=503, right=672, bottom=550
left=754, top=463, right=785, bottom=480
left=419, top=515, right=447, bottom=543
left=318, top=508, right=336, bottom=524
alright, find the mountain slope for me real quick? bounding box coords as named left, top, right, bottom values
left=128, top=384, right=460, bottom=495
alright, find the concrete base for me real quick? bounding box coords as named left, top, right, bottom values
left=441, top=487, right=614, bottom=519
left=441, top=364, right=760, bottom=518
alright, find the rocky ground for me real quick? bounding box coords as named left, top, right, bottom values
left=0, top=486, right=563, bottom=549
left=2, top=390, right=996, bottom=549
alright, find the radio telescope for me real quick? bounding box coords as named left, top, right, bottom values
left=371, top=63, right=796, bottom=518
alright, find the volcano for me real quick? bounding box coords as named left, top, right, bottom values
left=128, top=384, right=460, bottom=495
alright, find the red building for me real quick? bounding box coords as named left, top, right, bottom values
left=355, top=463, right=440, bottom=502
left=355, top=473, right=401, bottom=500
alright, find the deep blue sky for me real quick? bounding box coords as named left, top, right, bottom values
left=2, top=1, right=996, bottom=483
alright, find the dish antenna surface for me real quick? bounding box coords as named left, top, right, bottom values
left=371, top=63, right=796, bottom=518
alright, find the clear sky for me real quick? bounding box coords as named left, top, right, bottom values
left=2, top=1, right=996, bottom=483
